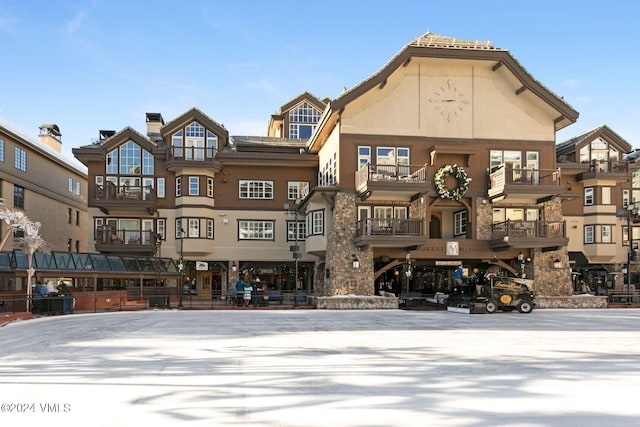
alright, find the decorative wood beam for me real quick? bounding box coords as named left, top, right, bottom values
left=491, top=61, right=503, bottom=72
left=516, top=86, right=527, bottom=95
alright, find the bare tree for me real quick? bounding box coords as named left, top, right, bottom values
left=0, top=202, right=48, bottom=311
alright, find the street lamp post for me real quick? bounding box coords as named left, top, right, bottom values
left=178, top=228, right=184, bottom=308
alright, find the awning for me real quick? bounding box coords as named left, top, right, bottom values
left=569, top=251, right=589, bottom=267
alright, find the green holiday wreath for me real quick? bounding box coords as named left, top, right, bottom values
left=434, top=164, right=471, bottom=201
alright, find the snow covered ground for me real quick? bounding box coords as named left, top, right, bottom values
left=1, top=308, right=639, bottom=426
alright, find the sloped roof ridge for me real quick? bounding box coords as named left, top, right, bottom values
left=411, top=32, right=500, bottom=50
left=162, top=107, right=227, bottom=131
left=556, top=125, right=605, bottom=150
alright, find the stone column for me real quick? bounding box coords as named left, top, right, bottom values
left=324, top=192, right=374, bottom=296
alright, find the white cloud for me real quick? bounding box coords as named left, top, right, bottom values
left=65, top=9, right=87, bottom=35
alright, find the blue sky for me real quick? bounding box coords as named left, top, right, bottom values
left=1, top=0, right=638, bottom=160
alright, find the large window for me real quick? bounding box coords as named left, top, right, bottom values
left=171, top=122, right=218, bottom=160
left=288, top=181, right=309, bottom=201
left=308, top=210, right=324, bottom=235
left=288, top=102, right=322, bottom=139
left=14, top=147, right=26, bottom=171
left=13, top=185, right=24, bottom=208
left=579, top=137, right=619, bottom=170
left=287, top=220, right=306, bottom=241
left=0, top=138, right=4, bottom=162
left=584, top=225, right=594, bottom=244
left=105, top=142, right=154, bottom=187
left=239, top=180, right=273, bottom=199
left=357, top=146, right=371, bottom=169
left=584, top=187, right=594, bottom=206
left=454, top=210, right=467, bottom=236
left=188, top=176, right=199, bottom=196
left=239, top=220, right=274, bottom=240
left=492, top=208, right=539, bottom=223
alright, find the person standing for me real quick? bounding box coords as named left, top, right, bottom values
left=453, top=264, right=464, bottom=293
left=234, top=275, right=246, bottom=306
left=243, top=277, right=253, bottom=307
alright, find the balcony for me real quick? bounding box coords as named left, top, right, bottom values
left=490, top=220, right=568, bottom=251
left=94, top=184, right=157, bottom=215
left=354, top=218, right=425, bottom=248
left=488, top=165, right=561, bottom=203
left=355, top=163, right=429, bottom=201
left=166, top=146, right=222, bottom=173
left=577, top=159, right=630, bottom=184
left=95, top=227, right=157, bottom=254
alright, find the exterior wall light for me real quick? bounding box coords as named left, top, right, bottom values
left=352, top=255, right=359, bottom=269
left=553, top=259, right=562, bottom=269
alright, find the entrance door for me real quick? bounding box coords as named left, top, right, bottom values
left=200, top=272, right=212, bottom=300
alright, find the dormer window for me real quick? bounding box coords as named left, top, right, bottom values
left=579, top=137, right=619, bottom=172
left=288, top=102, right=322, bottom=139
left=171, top=121, right=218, bottom=160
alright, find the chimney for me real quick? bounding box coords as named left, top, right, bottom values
left=146, top=113, right=164, bottom=140
left=38, top=124, right=62, bottom=153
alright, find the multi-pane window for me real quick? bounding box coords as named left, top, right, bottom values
left=13, top=185, right=24, bottom=208
left=288, top=181, right=309, bottom=200
left=584, top=187, right=594, bottom=205
left=206, top=219, right=214, bottom=239
left=75, top=181, right=81, bottom=196
left=14, top=147, right=26, bottom=171
left=157, top=178, right=165, bottom=198
left=287, top=221, right=306, bottom=241
left=454, top=210, right=467, bottom=236
left=207, top=178, right=214, bottom=198
left=310, top=210, right=324, bottom=235
left=239, top=180, right=273, bottom=199
left=601, top=225, right=612, bottom=243
left=239, top=220, right=274, bottom=240
left=76, top=210, right=80, bottom=226
left=188, top=218, right=199, bottom=238
left=156, top=219, right=166, bottom=241
left=492, top=208, right=539, bottom=223
left=119, top=141, right=141, bottom=175
left=579, top=137, right=619, bottom=170
left=172, top=131, right=184, bottom=157
left=142, top=150, right=154, bottom=175
left=176, top=177, right=182, bottom=197
left=288, top=102, right=322, bottom=139
left=68, top=178, right=73, bottom=192
left=0, top=138, right=4, bottom=162
left=189, top=176, right=199, bottom=196
left=206, top=131, right=217, bottom=158
left=357, top=146, right=371, bottom=169
left=68, top=208, right=72, bottom=224
left=105, top=141, right=153, bottom=178
left=584, top=225, right=594, bottom=244
left=171, top=123, right=218, bottom=160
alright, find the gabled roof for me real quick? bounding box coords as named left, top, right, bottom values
left=276, top=92, right=327, bottom=114
left=556, top=125, right=632, bottom=156
left=161, top=107, right=228, bottom=140
left=309, top=32, right=579, bottom=152
left=72, top=126, right=158, bottom=165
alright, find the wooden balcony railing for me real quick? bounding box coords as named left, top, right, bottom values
left=169, top=146, right=218, bottom=161
left=490, top=220, right=565, bottom=240
left=355, top=163, right=428, bottom=189
left=96, top=184, right=156, bottom=202
left=95, top=227, right=157, bottom=246
left=582, top=159, right=629, bottom=173
left=355, top=218, right=424, bottom=237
